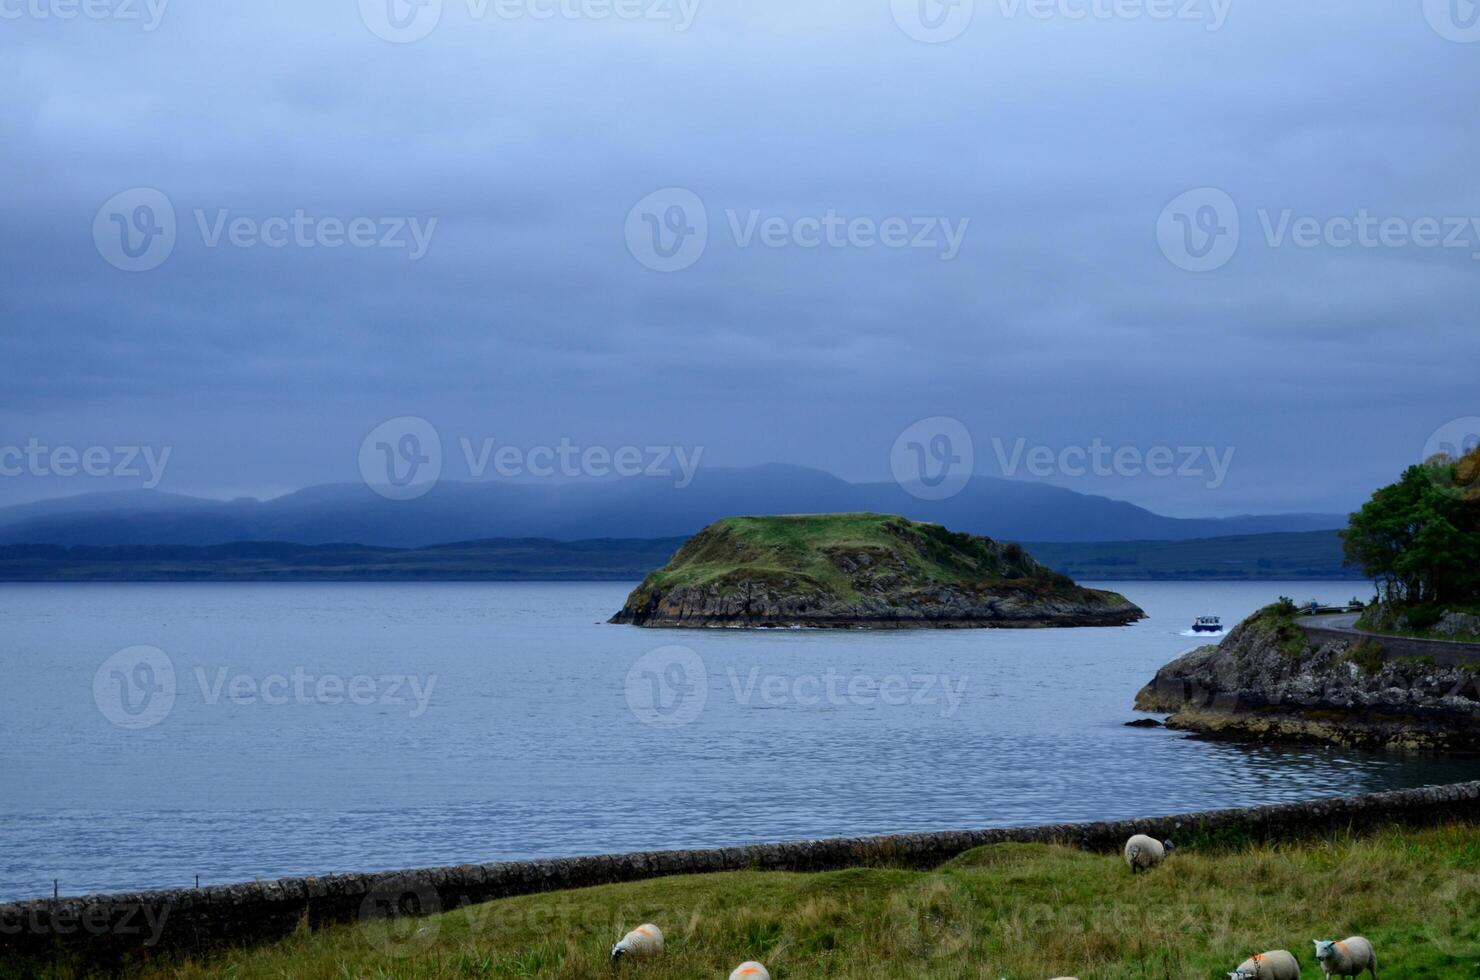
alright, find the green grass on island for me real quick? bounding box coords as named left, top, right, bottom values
left=636, top=513, right=1086, bottom=600
left=80, top=824, right=1480, bottom=980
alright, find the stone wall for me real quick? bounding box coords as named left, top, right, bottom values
left=5, top=780, right=1480, bottom=969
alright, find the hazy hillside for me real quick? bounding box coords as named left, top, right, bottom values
left=0, top=530, right=1354, bottom=582
left=0, top=466, right=1344, bottom=548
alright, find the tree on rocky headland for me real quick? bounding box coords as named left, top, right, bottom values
left=1341, top=447, right=1480, bottom=607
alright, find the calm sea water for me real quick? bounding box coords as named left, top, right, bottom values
left=1, top=580, right=1475, bottom=902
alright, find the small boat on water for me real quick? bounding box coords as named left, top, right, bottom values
left=1192, top=615, right=1223, bottom=633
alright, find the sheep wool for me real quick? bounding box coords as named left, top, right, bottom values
left=610, top=923, right=664, bottom=960
left=1122, top=834, right=1171, bottom=872
left=1313, top=936, right=1378, bottom=978
left=729, top=962, right=770, bottom=980
left=1228, top=949, right=1301, bottom=980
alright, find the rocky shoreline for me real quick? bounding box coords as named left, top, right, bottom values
left=1136, top=606, right=1480, bottom=752
left=610, top=580, right=1144, bottom=628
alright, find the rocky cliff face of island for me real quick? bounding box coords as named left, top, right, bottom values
left=1136, top=606, right=1480, bottom=752
left=610, top=513, right=1145, bottom=629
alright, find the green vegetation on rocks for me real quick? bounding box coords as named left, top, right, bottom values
left=610, top=514, right=1144, bottom=628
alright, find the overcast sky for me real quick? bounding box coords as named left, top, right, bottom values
left=1, top=0, right=1477, bottom=517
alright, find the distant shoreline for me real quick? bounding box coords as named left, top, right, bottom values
left=0, top=530, right=1362, bottom=582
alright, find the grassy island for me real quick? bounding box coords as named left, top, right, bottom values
left=610, top=513, right=1144, bottom=628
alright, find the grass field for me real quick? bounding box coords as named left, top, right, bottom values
left=46, top=823, right=1480, bottom=980
left=641, top=513, right=1067, bottom=600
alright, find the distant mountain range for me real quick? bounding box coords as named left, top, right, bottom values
left=0, top=531, right=1358, bottom=582
left=0, top=465, right=1347, bottom=548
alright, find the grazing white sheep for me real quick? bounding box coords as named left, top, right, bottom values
left=1227, top=949, right=1301, bottom=979
left=1313, top=937, right=1378, bottom=978
left=1123, top=834, right=1175, bottom=872
left=610, top=923, right=664, bottom=960
left=728, top=963, right=770, bottom=980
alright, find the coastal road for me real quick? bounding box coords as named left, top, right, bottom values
left=1301, top=612, right=1361, bottom=632
left=1296, top=612, right=1480, bottom=666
